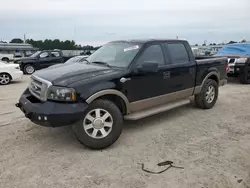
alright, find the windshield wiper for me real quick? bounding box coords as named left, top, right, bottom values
left=91, top=61, right=111, bottom=67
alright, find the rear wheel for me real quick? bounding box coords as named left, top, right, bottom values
left=24, top=64, right=35, bottom=75
left=72, top=99, right=123, bottom=149
left=0, top=73, right=11, bottom=85
left=195, top=79, right=218, bottom=109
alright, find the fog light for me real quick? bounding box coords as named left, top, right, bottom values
left=38, top=116, right=41, bottom=120
left=44, top=116, right=47, bottom=121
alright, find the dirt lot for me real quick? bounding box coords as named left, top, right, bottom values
left=0, top=75, right=250, bottom=188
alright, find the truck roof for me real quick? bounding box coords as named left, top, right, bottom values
left=109, top=39, right=187, bottom=44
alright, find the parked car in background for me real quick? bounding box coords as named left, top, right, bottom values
left=0, top=61, right=23, bottom=85
left=14, top=50, right=73, bottom=74
left=48, top=55, right=89, bottom=69
left=216, top=43, right=250, bottom=84
left=0, top=53, right=14, bottom=62
left=16, top=39, right=227, bottom=149
left=64, top=55, right=89, bottom=64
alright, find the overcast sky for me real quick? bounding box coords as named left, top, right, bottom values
left=0, top=0, right=249, bottom=46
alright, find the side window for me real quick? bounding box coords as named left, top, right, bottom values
left=39, top=52, right=49, bottom=58
left=137, top=45, right=165, bottom=66
left=51, top=51, right=60, bottom=57
left=167, top=43, right=190, bottom=64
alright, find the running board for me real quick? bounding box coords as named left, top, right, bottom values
left=124, top=99, right=190, bottom=120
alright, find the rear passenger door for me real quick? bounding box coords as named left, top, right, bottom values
left=50, top=51, right=63, bottom=65
left=162, top=42, right=196, bottom=94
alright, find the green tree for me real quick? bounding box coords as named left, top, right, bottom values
left=10, top=38, right=24, bottom=43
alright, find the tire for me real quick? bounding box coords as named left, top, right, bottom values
left=195, top=79, right=218, bottom=109
left=72, top=99, right=123, bottom=149
left=1, top=57, right=9, bottom=62
left=0, top=73, right=11, bottom=85
left=24, top=64, right=35, bottom=75
left=239, top=72, right=250, bottom=84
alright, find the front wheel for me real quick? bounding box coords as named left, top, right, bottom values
left=72, top=99, right=123, bottom=149
left=0, top=73, right=11, bottom=85
left=195, top=79, right=218, bottom=109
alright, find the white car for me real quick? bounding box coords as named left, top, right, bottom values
left=0, top=61, right=23, bottom=85
left=0, top=53, right=14, bottom=62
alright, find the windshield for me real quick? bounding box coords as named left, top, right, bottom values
left=87, top=42, right=141, bottom=67
left=30, top=51, right=41, bottom=57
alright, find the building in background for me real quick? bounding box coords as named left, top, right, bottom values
left=0, top=43, right=38, bottom=57
left=191, top=45, right=224, bottom=56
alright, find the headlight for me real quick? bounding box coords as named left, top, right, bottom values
left=236, top=58, right=248, bottom=64
left=47, top=86, right=76, bottom=101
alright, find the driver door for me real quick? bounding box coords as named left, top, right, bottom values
left=123, top=43, right=170, bottom=112
left=38, top=52, right=51, bottom=70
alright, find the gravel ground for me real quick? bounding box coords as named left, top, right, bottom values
left=0, top=75, right=250, bottom=188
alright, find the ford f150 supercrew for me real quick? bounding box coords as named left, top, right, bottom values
left=16, top=39, right=228, bottom=149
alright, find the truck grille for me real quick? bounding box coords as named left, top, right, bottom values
left=228, top=58, right=235, bottom=64
left=29, top=75, right=52, bottom=101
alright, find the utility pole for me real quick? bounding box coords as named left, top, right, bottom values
left=24, top=34, right=26, bottom=43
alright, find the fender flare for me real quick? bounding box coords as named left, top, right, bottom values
left=194, top=71, right=220, bottom=94
left=86, top=89, right=130, bottom=113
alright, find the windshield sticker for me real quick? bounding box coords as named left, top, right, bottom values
left=124, top=45, right=139, bottom=52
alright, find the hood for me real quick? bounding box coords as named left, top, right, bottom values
left=33, top=63, right=121, bottom=86
left=0, top=62, right=19, bottom=69
left=216, top=43, right=250, bottom=57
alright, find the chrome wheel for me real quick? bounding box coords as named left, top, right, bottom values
left=83, top=108, right=113, bottom=139
left=205, top=85, right=215, bottom=103
left=25, top=65, right=35, bottom=74
left=0, top=74, right=11, bottom=85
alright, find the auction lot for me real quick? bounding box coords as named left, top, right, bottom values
left=1, top=76, right=250, bottom=188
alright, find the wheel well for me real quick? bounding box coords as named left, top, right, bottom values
left=208, top=74, right=219, bottom=84
left=95, top=94, right=127, bottom=115
left=1, top=57, right=9, bottom=61
left=0, top=72, right=12, bottom=80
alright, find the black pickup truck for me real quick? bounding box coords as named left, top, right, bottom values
left=16, top=39, right=227, bottom=149
left=14, top=50, right=72, bottom=75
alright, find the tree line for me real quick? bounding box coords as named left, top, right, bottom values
left=6, top=38, right=101, bottom=51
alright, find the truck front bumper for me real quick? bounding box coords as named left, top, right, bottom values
left=16, top=89, right=88, bottom=127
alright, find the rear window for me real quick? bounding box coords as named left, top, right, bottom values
left=166, top=43, right=190, bottom=64
left=51, top=51, right=60, bottom=57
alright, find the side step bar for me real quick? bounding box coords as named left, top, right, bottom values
left=124, top=99, right=190, bottom=120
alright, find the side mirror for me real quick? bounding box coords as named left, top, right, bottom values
left=137, top=62, right=159, bottom=73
